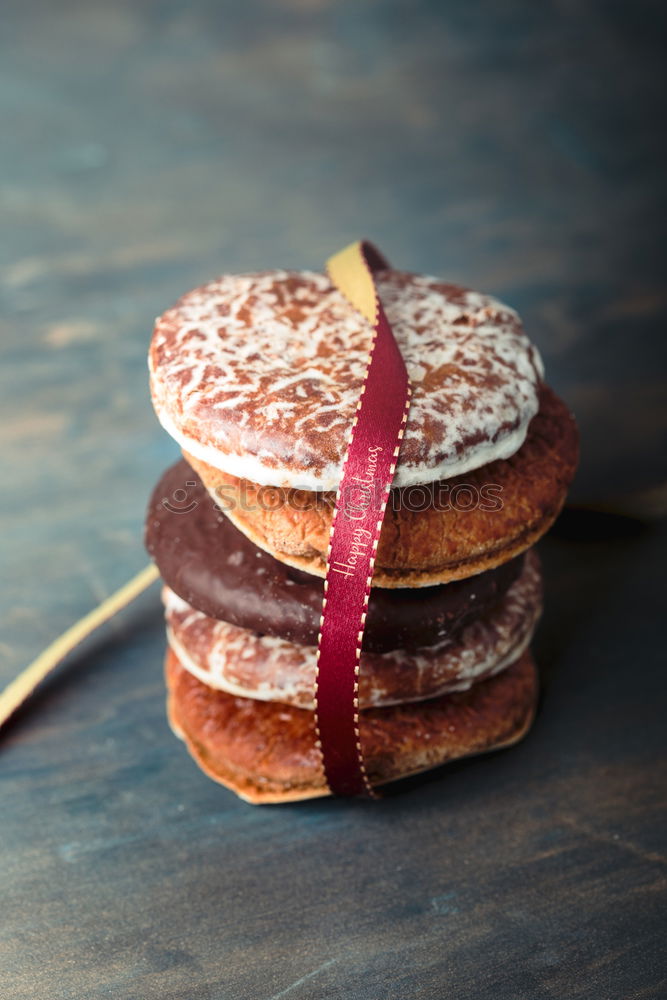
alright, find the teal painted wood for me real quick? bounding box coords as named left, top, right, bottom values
left=1, top=2, right=665, bottom=997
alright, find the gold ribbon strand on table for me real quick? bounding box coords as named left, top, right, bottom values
left=0, top=563, right=159, bottom=731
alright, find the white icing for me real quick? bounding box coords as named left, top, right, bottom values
left=155, top=402, right=533, bottom=493
left=150, top=270, right=544, bottom=491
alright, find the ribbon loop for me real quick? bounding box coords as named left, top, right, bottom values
left=314, top=241, right=411, bottom=797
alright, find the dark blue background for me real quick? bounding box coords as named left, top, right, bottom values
left=2, top=3, right=665, bottom=997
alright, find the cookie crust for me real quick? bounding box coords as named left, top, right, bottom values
left=186, top=384, right=578, bottom=587
left=165, top=646, right=538, bottom=804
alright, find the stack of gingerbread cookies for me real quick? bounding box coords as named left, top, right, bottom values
left=145, top=267, right=578, bottom=802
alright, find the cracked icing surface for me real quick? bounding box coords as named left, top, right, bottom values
left=150, top=269, right=544, bottom=490
left=163, top=550, right=542, bottom=710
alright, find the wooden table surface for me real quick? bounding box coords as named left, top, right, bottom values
left=2, top=2, right=665, bottom=998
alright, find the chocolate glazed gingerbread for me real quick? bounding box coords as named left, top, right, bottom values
left=146, top=460, right=524, bottom=654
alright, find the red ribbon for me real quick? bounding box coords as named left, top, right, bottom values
left=314, top=241, right=412, bottom=797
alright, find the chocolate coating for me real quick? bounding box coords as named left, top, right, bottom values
left=145, top=461, right=524, bottom=653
